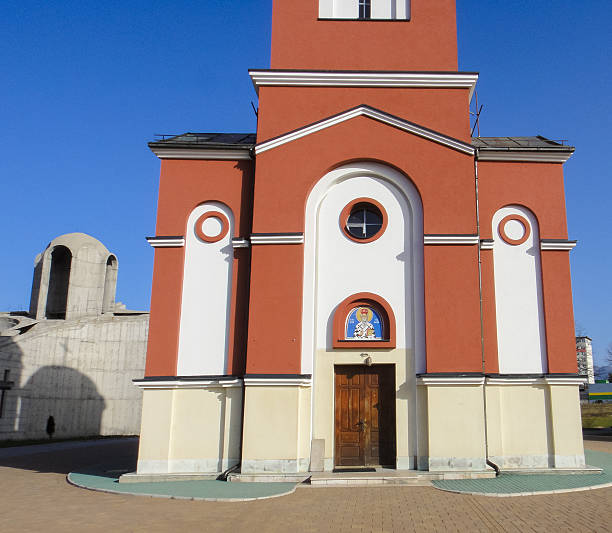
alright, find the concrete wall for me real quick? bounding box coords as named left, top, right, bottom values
left=0, top=312, right=148, bottom=440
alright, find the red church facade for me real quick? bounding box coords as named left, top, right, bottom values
left=135, top=0, right=584, bottom=477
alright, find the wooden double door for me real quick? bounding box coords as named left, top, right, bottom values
left=334, top=365, right=396, bottom=468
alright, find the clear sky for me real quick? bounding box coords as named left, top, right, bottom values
left=1, top=1, right=610, bottom=366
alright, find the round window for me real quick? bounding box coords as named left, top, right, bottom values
left=341, top=199, right=387, bottom=243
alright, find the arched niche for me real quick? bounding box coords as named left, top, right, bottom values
left=102, top=255, right=118, bottom=313
left=45, top=246, right=72, bottom=319
left=332, top=292, right=396, bottom=348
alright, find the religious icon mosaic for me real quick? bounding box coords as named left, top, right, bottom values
left=345, top=306, right=383, bottom=340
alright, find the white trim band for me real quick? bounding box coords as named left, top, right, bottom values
left=477, top=151, right=573, bottom=163
left=540, top=240, right=577, bottom=251
left=424, top=235, right=479, bottom=245
left=544, top=376, right=587, bottom=386
left=417, top=376, right=485, bottom=386
left=146, top=237, right=185, bottom=248
left=250, top=234, right=305, bottom=245
left=255, top=106, right=475, bottom=156
left=249, top=70, right=479, bottom=100
left=150, top=148, right=252, bottom=161
left=480, top=239, right=494, bottom=250
left=243, top=377, right=312, bottom=387
left=486, top=377, right=545, bottom=386
left=133, top=378, right=242, bottom=390
left=232, top=238, right=250, bottom=248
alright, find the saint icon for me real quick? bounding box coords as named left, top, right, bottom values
left=354, top=307, right=375, bottom=339
left=345, top=306, right=382, bottom=340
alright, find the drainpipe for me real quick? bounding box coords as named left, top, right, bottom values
left=474, top=154, right=498, bottom=475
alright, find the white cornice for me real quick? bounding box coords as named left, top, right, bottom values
left=544, top=376, right=586, bottom=386
left=133, top=378, right=242, bottom=390
left=255, top=106, right=475, bottom=156
left=243, top=377, right=312, bottom=387
left=540, top=240, right=577, bottom=251
left=150, top=147, right=252, bottom=161
left=146, top=237, right=185, bottom=248
left=232, top=238, right=250, bottom=248
left=424, top=235, right=479, bottom=245
left=477, top=151, right=573, bottom=163
left=250, top=233, right=305, bottom=245
left=486, top=377, right=545, bottom=386
left=249, top=70, right=479, bottom=100
left=417, top=376, right=485, bottom=386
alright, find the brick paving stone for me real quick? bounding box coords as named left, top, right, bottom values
left=0, top=438, right=610, bottom=532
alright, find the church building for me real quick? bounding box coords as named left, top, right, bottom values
left=135, top=0, right=585, bottom=477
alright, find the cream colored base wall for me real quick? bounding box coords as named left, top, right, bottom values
left=136, top=386, right=242, bottom=474
left=313, top=349, right=419, bottom=471
left=423, top=383, right=487, bottom=471
left=241, top=385, right=311, bottom=473
left=486, top=383, right=585, bottom=469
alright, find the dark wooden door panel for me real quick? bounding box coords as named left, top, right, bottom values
left=335, top=365, right=396, bottom=468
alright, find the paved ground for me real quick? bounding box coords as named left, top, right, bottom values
left=0, top=436, right=611, bottom=532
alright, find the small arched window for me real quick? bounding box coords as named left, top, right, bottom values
left=333, top=292, right=395, bottom=348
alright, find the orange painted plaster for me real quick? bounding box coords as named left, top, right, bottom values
left=246, top=244, right=305, bottom=374
left=270, top=0, right=458, bottom=71
left=478, top=161, right=569, bottom=239
left=540, top=251, right=578, bottom=373
left=252, top=115, right=477, bottom=235
left=480, top=250, right=499, bottom=373
left=145, top=158, right=254, bottom=377
left=257, top=87, right=472, bottom=143
left=145, top=247, right=185, bottom=376
left=156, top=159, right=254, bottom=237
left=423, top=246, right=482, bottom=372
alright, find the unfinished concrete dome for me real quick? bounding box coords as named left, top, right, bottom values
left=29, top=233, right=119, bottom=320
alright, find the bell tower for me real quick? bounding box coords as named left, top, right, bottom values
left=270, top=0, right=458, bottom=71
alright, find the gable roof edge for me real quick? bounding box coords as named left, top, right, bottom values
left=254, top=105, right=475, bottom=156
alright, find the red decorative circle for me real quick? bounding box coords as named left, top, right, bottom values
left=499, top=214, right=531, bottom=246
left=340, top=197, right=388, bottom=244
left=195, top=211, right=229, bottom=243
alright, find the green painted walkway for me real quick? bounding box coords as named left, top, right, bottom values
left=68, top=469, right=296, bottom=501
left=432, top=450, right=612, bottom=496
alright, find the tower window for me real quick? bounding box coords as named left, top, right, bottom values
left=358, top=0, right=371, bottom=19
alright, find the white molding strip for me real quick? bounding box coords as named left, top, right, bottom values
left=477, top=151, right=573, bottom=163
left=417, top=376, right=485, bottom=386
left=249, top=70, right=479, bottom=100
left=544, top=376, right=586, bottom=386
left=243, top=377, right=312, bottom=387
left=250, top=233, right=305, bottom=245
left=255, top=106, right=475, bottom=156
left=134, top=378, right=242, bottom=390
left=146, top=236, right=185, bottom=248
left=480, top=239, right=494, bottom=250
left=424, top=235, right=479, bottom=245
left=540, top=240, right=577, bottom=251
left=232, top=238, right=250, bottom=248
left=486, top=377, right=545, bottom=386
left=150, top=148, right=252, bottom=161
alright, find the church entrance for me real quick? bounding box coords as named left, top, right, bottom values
left=334, top=364, right=396, bottom=469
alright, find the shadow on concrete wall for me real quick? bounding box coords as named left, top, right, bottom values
left=0, top=332, right=24, bottom=442
left=1, top=332, right=106, bottom=442
left=18, top=366, right=106, bottom=440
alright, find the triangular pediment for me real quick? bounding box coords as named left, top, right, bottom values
left=254, top=105, right=475, bottom=156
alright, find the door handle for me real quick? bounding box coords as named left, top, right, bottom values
left=357, top=419, right=368, bottom=432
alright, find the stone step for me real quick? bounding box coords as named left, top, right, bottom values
left=309, top=469, right=495, bottom=486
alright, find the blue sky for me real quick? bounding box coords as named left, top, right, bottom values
left=1, top=1, right=610, bottom=366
